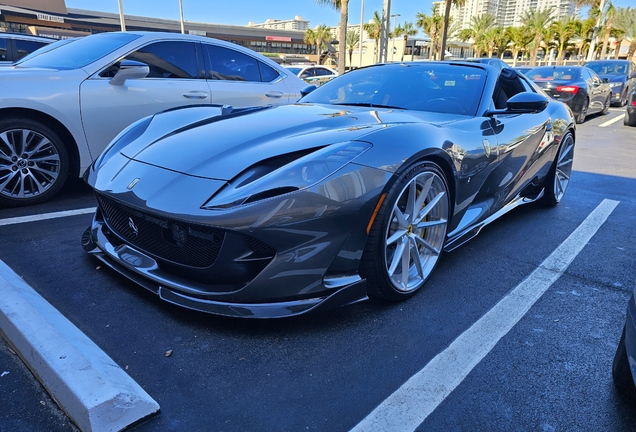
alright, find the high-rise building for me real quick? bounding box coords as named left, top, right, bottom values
left=248, top=16, right=309, bottom=32
left=443, top=0, right=580, bottom=30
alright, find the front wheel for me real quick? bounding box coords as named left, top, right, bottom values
left=0, top=118, right=68, bottom=207
left=575, top=99, right=588, bottom=124
left=361, top=161, right=450, bottom=302
left=541, top=131, right=574, bottom=207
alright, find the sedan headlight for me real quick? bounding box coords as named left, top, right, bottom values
left=92, top=115, right=153, bottom=171
left=609, top=82, right=623, bottom=88
left=203, top=141, right=371, bottom=209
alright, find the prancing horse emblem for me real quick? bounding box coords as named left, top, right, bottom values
left=128, top=217, right=139, bottom=236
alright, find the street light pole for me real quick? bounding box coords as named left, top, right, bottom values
left=118, top=0, right=126, bottom=31
left=179, top=0, right=185, bottom=34
left=358, top=0, right=364, bottom=68
left=586, top=0, right=606, bottom=61
left=390, top=13, right=400, bottom=62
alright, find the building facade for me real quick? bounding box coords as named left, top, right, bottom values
left=247, top=16, right=309, bottom=32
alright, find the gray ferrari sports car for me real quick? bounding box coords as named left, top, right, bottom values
left=82, top=62, right=576, bottom=318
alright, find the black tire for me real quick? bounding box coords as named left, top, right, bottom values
left=612, top=326, right=636, bottom=399
left=575, top=99, right=588, bottom=124
left=625, top=111, right=636, bottom=127
left=541, top=131, right=574, bottom=207
left=360, top=161, right=450, bottom=302
left=601, top=95, right=610, bottom=115
left=0, top=118, right=69, bottom=207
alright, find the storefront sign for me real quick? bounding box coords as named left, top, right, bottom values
left=266, top=36, right=292, bottom=42
left=36, top=13, right=64, bottom=23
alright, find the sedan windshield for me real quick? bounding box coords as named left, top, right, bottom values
left=527, top=67, right=579, bottom=82
left=585, top=61, right=628, bottom=75
left=301, top=63, right=487, bottom=116
left=17, top=32, right=141, bottom=70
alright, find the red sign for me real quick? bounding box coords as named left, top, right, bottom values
left=266, top=36, right=292, bottom=42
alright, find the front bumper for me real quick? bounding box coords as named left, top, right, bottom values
left=82, top=216, right=368, bottom=318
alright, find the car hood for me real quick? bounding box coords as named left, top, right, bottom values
left=122, top=103, right=463, bottom=181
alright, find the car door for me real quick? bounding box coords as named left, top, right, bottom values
left=584, top=68, right=605, bottom=112
left=483, top=73, right=553, bottom=212
left=202, top=43, right=294, bottom=105
left=79, top=40, right=211, bottom=159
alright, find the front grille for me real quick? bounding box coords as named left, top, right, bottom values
left=96, top=194, right=225, bottom=268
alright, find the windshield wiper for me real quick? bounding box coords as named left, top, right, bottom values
left=332, top=102, right=405, bottom=110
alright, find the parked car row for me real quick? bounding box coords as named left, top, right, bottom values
left=0, top=32, right=53, bottom=65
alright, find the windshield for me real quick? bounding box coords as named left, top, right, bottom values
left=15, top=37, right=78, bottom=64
left=285, top=67, right=302, bottom=75
left=17, top=32, right=141, bottom=70
left=585, top=61, right=628, bottom=75
left=527, top=67, right=579, bottom=82
left=302, top=63, right=487, bottom=116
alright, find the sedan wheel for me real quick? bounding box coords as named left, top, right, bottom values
left=612, top=326, right=636, bottom=399
left=542, top=132, right=574, bottom=206
left=0, top=118, right=68, bottom=207
left=361, top=161, right=449, bottom=301
left=576, top=99, right=588, bottom=124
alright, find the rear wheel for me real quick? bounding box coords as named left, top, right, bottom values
left=0, top=118, right=68, bottom=207
left=361, top=161, right=450, bottom=301
left=625, top=110, right=636, bottom=127
left=541, top=131, right=574, bottom=206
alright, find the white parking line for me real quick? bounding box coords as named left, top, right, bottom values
left=351, top=199, right=619, bottom=432
left=599, top=114, right=624, bottom=128
left=0, top=207, right=95, bottom=227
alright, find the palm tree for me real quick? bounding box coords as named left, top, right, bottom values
left=550, top=17, right=578, bottom=65
left=574, top=17, right=596, bottom=63
left=416, top=9, right=444, bottom=60
left=304, top=28, right=317, bottom=55
left=315, top=0, right=349, bottom=74
left=576, top=0, right=614, bottom=60
left=439, top=0, right=467, bottom=60
left=345, top=30, right=362, bottom=68
left=488, top=26, right=510, bottom=59
left=613, top=7, right=636, bottom=59
left=521, top=8, right=555, bottom=66
left=599, top=3, right=617, bottom=59
left=506, top=26, right=531, bottom=66
left=458, top=14, right=496, bottom=58
left=364, top=11, right=382, bottom=63
left=394, top=22, right=418, bottom=61
left=313, top=24, right=332, bottom=65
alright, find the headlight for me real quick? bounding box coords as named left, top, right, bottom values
left=92, top=115, right=153, bottom=170
left=609, top=82, right=623, bottom=88
left=203, top=141, right=371, bottom=209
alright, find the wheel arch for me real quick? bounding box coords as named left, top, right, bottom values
left=0, top=107, right=81, bottom=179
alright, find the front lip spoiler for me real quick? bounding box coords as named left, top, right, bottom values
left=82, top=221, right=368, bottom=319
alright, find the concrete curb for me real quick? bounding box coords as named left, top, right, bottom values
left=0, top=259, right=159, bottom=432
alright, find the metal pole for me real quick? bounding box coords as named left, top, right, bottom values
left=179, top=0, right=185, bottom=34
left=379, top=0, right=391, bottom=63
left=586, top=0, right=606, bottom=62
left=118, top=0, right=126, bottom=31
left=358, top=0, right=364, bottom=68
left=391, top=14, right=400, bottom=62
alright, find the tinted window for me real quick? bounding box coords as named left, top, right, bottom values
left=18, top=32, right=140, bottom=69
left=259, top=61, right=280, bottom=82
left=302, top=64, right=486, bottom=115
left=123, top=41, right=198, bottom=79
left=203, top=44, right=261, bottom=82
left=300, top=68, right=314, bottom=78
left=528, top=67, right=579, bottom=82
left=0, top=38, right=7, bottom=61
left=315, top=68, right=334, bottom=76
left=585, top=61, right=628, bottom=75
left=14, top=39, right=48, bottom=60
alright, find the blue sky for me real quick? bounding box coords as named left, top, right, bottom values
left=65, top=0, right=634, bottom=38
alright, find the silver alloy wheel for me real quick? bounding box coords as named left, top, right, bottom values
left=0, top=128, right=61, bottom=199
left=384, top=171, right=449, bottom=292
left=553, top=133, right=574, bottom=202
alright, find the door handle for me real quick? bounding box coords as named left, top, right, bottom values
left=266, top=92, right=283, bottom=99
left=183, top=92, right=209, bottom=99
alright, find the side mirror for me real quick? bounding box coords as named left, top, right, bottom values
left=486, top=92, right=549, bottom=116
left=602, top=77, right=610, bottom=84
left=300, top=85, right=318, bottom=98
left=109, top=60, right=150, bottom=86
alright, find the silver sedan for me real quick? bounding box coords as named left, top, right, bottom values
left=0, top=31, right=306, bottom=206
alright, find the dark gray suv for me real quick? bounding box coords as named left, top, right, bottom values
left=0, top=32, right=53, bottom=64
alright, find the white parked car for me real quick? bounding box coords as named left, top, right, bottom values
left=285, top=65, right=338, bottom=87
left=0, top=31, right=306, bottom=206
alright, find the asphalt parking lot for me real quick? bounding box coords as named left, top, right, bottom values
left=1, top=107, right=635, bottom=431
